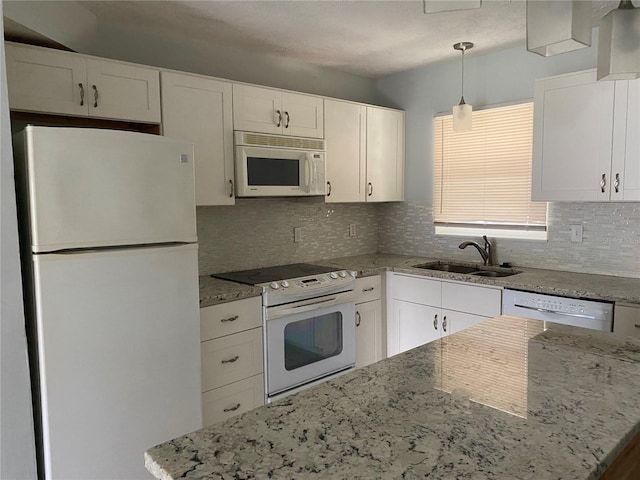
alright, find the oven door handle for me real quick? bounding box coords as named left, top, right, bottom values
left=512, top=303, right=596, bottom=320
left=268, top=295, right=354, bottom=319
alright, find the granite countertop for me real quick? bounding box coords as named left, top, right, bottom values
left=200, top=253, right=640, bottom=308
left=145, top=315, right=640, bottom=479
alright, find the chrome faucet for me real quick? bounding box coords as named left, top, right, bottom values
left=459, top=235, right=493, bottom=266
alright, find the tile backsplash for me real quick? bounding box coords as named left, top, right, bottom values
left=197, top=198, right=378, bottom=275
left=197, top=198, right=639, bottom=278
left=377, top=202, right=640, bottom=279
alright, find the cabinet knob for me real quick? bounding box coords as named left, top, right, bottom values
left=433, top=314, right=438, bottom=330
left=600, top=173, right=606, bottom=193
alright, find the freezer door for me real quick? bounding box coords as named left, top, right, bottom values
left=32, top=244, right=201, bottom=480
left=16, top=126, right=197, bottom=252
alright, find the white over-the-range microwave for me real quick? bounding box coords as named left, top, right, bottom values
left=234, top=131, right=326, bottom=197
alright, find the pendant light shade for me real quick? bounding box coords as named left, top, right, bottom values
left=526, top=0, right=592, bottom=56
left=453, top=42, right=473, bottom=132
left=597, top=0, right=640, bottom=81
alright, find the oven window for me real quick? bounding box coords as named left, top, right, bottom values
left=247, top=157, right=299, bottom=186
left=284, top=313, right=343, bottom=371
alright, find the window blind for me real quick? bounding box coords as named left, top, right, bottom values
left=434, top=103, right=547, bottom=230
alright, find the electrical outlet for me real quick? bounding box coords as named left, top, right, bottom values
left=294, top=227, right=302, bottom=243
left=570, top=224, right=583, bottom=243
left=349, top=223, right=356, bottom=237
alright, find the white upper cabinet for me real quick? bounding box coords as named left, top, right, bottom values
left=161, top=71, right=234, bottom=206
left=532, top=69, right=639, bottom=202
left=611, top=79, right=640, bottom=201
left=324, top=99, right=367, bottom=203
left=5, top=42, right=161, bottom=123
left=366, top=106, right=405, bottom=202
left=325, top=101, right=405, bottom=203
left=233, top=84, right=323, bottom=138
left=6, top=43, right=87, bottom=117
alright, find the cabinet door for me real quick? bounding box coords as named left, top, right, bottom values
left=5, top=43, right=87, bottom=116
left=324, top=99, right=366, bottom=202
left=366, top=107, right=405, bottom=202
left=355, top=300, right=384, bottom=368
left=441, top=282, right=502, bottom=318
left=161, top=72, right=235, bottom=206
left=388, top=300, right=440, bottom=356
left=86, top=59, right=161, bottom=123
left=233, top=84, right=282, bottom=134
left=532, top=69, right=615, bottom=201
left=281, top=92, right=324, bottom=138
left=442, top=309, right=488, bottom=336
left=611, top=79, right=640, bottom=201
left=202, top=374, right=264, bottom=427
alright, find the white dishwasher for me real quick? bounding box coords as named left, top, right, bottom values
left=502, top=289, right=613, bottom=331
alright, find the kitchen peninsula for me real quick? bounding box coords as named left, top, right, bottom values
left=145, top=315, right=640, bottom=479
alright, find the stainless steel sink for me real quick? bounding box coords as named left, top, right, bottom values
left=470, top=270, right=516, bottom=278
left=412, top=261, right=520, bottom=278
left=412, top=262, right=480, bottom=274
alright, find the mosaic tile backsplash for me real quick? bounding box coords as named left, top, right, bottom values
left=377, top=202, right=640, bottom=279
left=197, top=199, right=639, bottom=279
left=197, top=198, right=378, bottom=275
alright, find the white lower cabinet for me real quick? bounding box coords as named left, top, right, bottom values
left=200, top=297, right=264, bottom=427
left=613, top=304, right=640, bottom=339
left=202, top=374, right=264, bottom=427
left=386, top=273, right=502, bottom=356
left=354, top=275, right=386, bottom=368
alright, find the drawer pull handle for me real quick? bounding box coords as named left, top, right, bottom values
left=362, top=287, right=375, bottom=292
left=78, top=83, right=85, bottom=106
left=433, top=314, right=438, bottom=330
left=221, top=355, right=239, bottom=364
left=600, top=173, right=606, bottom=193
left=220, top=315, right=239, bottom=323
left=223, top=403, right=241, bottom=412
left=355, top=311, right=361, bottom=327
left=92, top=85, right=99, bottom=108
left=442, top=315, right=447, bottom=332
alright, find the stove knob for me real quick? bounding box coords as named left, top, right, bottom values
left=270, top=282, right=280, bottom=290
left=329, top=272, right=338, bottom=279
left=281, top=280, right=289, bottom=288
left=338, top=271, right=347, bottom=278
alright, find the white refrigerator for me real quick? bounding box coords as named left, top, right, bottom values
left=13, top=126, right=202, bottom=479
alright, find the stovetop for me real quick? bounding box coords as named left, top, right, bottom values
left=212, top=263, right=338, bottom=286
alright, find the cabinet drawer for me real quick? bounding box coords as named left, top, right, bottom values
left=202, top=374, right=264, bottom=427
left=441, top=282, right=501, bottom=317
left=201, top=327, right=263, bottom=391
left=355, top=275, right=382, bottom=303
left=201, top=296, right=262, bottom=341
left=390, top=274, right=441, bottom=306
left=613, top=304, right=640, bottom=339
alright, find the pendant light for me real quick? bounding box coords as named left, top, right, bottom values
left=453, top=42, right=473, bottom=132
left=597, top=0, right=640, bottom=81
left=526, top=0, right=592, bottom=57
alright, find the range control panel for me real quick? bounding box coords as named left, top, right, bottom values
left=261, top=271, right=356, bottom=307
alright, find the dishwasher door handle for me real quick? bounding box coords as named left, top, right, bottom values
left=513, top=303, right=596, bottom=320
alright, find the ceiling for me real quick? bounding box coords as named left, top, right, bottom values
left=5, top=0, right=623, bottom=78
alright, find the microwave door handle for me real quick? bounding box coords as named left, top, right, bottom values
left=304, top=154, right=312, bottom=193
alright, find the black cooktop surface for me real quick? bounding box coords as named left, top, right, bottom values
left=212, top=263, right=337, bottom=285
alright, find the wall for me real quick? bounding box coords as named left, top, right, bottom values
left=86, top=18, right=379, bottom=105
left=0, top=4, right=38, bottom=478
left=197, top=199, right=377, bottom=275
left=376, top=30, right=640, bottom=278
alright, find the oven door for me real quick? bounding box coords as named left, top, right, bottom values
left=265, top=292, right=355, bottom=396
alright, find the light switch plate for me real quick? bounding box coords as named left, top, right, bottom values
left=349, top=224, right=356, bottom=237
left=570, top=224, right=583, bottom=243
left=294, top=227, right=302, bottom=243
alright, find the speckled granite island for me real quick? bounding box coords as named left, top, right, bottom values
left=145, top=315, right=640, bottom=480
